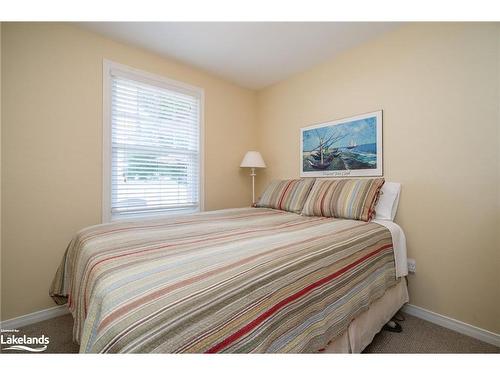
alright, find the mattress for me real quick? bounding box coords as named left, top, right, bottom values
left=50, top=207, right=402, bottom=353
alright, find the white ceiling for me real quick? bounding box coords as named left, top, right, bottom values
left=80, top=22, right=402, bottom=90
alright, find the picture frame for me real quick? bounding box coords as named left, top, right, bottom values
left=300, top=110, right=383, bottom=177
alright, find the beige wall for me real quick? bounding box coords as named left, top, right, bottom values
left=257, top=23, right=500, bottom=333
left=1, top=23, right=257, bottom=320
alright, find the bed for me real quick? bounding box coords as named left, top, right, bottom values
left=50, top=207, right=408, bottom=353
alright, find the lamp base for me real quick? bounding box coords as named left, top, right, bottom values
left=251, top=167, right=256, bottom=205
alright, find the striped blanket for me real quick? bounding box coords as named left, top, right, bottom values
left=50, top=208, right=397, bottom=353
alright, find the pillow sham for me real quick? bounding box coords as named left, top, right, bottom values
left=256, top=178, right=315, bottom=214
left=301, top=178, right=385, bottom=221
left=374, top=182, right=401, bottom=221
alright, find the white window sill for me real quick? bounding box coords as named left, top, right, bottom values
left=107, top=207, right=201, bottom=223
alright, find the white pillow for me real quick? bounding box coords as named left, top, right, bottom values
left=374, top=182, right=401, bottom=221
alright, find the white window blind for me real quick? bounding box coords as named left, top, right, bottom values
left=108, top=68, right=201, bottom=220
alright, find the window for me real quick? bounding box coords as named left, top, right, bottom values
left=103, top=61, right=203, bottom=221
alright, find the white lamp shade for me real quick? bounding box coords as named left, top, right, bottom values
left=240, top=151, right=266, bottom=168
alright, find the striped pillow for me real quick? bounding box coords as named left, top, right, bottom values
left=256, top=178, right=315, bottom=214
left=301, top=178, right=385, bottom=221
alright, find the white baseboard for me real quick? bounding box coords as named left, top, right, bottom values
left=0, top=305, right=69, bottom=330
left=402, top=304, right=500, bottom=348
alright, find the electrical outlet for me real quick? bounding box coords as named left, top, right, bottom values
left=407, top=258, right=416, bottom=273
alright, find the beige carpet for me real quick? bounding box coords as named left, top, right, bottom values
left=1, top=312, right=498, bottom=354
left=363, top=313, right=499, bottom=353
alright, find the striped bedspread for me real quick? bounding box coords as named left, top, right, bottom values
left=50, top=208, right=398, bottom=353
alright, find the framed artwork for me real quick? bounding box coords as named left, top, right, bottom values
left=300, top=110, right=383, bottom=177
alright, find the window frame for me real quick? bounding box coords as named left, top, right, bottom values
left=102, top=59, right=205, bottom=223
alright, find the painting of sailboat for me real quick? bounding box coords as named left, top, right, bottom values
left=300, top=111, right=383, bottom=177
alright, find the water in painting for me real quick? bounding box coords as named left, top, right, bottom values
left=302, top=116, right=377, bottom=172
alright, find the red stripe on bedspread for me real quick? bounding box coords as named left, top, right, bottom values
left=82, top=217, right=327, bottom=315
left=205, top=243, right=392, bottom=353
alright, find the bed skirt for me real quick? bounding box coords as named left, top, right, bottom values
left=321, top=277, right=409, bottom=353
